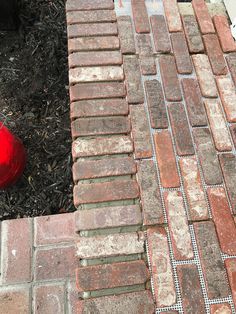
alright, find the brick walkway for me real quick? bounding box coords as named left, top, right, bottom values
left=1, top=0, right=236, bottom=313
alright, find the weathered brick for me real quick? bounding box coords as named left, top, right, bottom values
left=219, top=154, right=236, bottom=214
left=203, top=34, right=228, bottom=75
left=75, top=205, right=142, bottom=231
left=192, top=54, right=217, bottom=98
left=179, top=157, right=209, bottom=221
left=204, top=99, right=232, bottom=151
left=216, top=77, right=236, bottom=123
left=73, top=156, right=136, bottom=181
left=207, top=187, right=236, bottom=256
left=35, top=245, right=76, bottom=280
left=1, top=218, right=32, bottom=284
left=68, top=36, right=119, bottom=53
left=163, top=0, right=182, bottom=32
left=77, top=291, right=155, bottom=314
left=70, top=82, right=125, bottom=102
left=117, top=16, right=136, bottom=54
left=66, top=0, right=114, bottom=11
left=71, top=116, right=130, bottom=138
left=34, top=213, right=75, bottom=245
left=69, top=51, right=122, bottom=68
left=230, top=124, right=236, bottom=147
left=66, top=10, right=116, bottom=24
left=72, top=135, right=133, bottom=158
left=131, top=0, right=150, bottom=33
left=159, top=55, right=182, bottom=102
left=67, top=23, right=117, bottom=38
left=67, top=281, right=77, bottom=314
left=226, top=53, right=236, bottom=87
left=194, top=221, right=230, bottom=298
left=210, top=303, right=232, bottom=314
left=150, top=15, right=171, bottom=53
left=171, top=32, right=193, bottom=74
left=74, top=180, right=139, bottom=206
left=213, top=15, right=236, bottom=53
left=77, top=232, right=145, bottom=259
left=193, top=128, right=222, bottom=185
left=168, top=103, right=194, bottom=156
left=164, top=191, right=194, bottom=260
left=147, top=227, right=176, bottom=307
left=34, top=284, right=65, bottom=314
left=225, top=259, right=236, bottom=308
left=154, top=131, right=180, bottom=188
left=177, top=264, right=205, bottom=313
left=130, top=105, right=153, bottom=159
left=70, top=99, right=128, bottom=118
left=0, top=287, right=30, bottom=314
left=136, top=34, right=156, bottom=75
left=123, top=56, right=144, bottom=104
left=192, top=0, right=215, bottom=34
left=181, top=78, right=207, bottom=126
left=144, top=80, right=168, bottom=129
left=139, top=56, right=156, bottom=75
left=181, top=15, right=204, bottom=53
left=76, top=260, right=149, bottom=292
left=137, top=160, right=163, bottom=225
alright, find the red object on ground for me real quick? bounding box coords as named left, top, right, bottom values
left=0, top=121, right=26, bottom=189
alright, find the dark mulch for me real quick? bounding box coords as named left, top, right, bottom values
left=0, top=0, right=73, bottom=220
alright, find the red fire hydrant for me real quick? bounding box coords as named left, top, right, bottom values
left=0, top=121, right=26, bottom=189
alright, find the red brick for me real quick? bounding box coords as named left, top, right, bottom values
left=213, top=15, right=236, bottom=53
left=164, top=191, right=194, bottom=260
left=154, top=131, right=180, bottom=188
left=204, top=99, right=232, bottom=151
left=67, top=23, right=117, bottom=39
left=0, top=287, right=30, bottom=314
left=147, top=227, right=176, bottom=307
left=210, top=303, right=232, bottom=314
left=171, top=32, right=193, bottom=74
left=34, top=213, right=75, bottom=245
left=77, top=232, right=145, bottom=259
left=192, top=54, right=217, bottom=98
left=35, top=245, right=76, bottom=280
left=136, top=34, right=156, bottom=75
left=71, top=116, right=130, bottom=138
left=66, top=0, right=114, bottom=11
left=159, top=55, right=182, bottom=102
left=131, top=0, right=150, bottom=33
left=77, top=291, right=155, bottom=314
left=70, top=82, right=125, bottom=102
left=150, top=15, right=171, bottom=53
left=177, top=264, right=205, bottom=313
left=68, top=36, right=119, bottom=53
left=139, top=56, right=156, bottom=75
left=225, top=259, right=236, bottom=308
left=130, top=105, right=153, bottom=159
left=181, top=78, right=207, bottom=126
left=193, top=128, right=222, bottom=185
left=117, top=16, right=136, bottom=54
left=75, top=205, right=142, bottom=231
left=1, top=218, right=32, bottom=284
left=230, top=124, right=236, bottom=147
left=76, top=260, right=149, bottom=292
left=144, top=80, right=168, bottom=129
left=179, top=157, right=209, bottom=221
left=194, top=221, right=230, bottom=298
left=123, top=56, right=144, bottom=104
left=216, top=77, right=236, bottom=123
left=74, top=180, right=139, bottom=206
left=137, top=160, right=163, bottom=226
left=34, top=284, right=65, bottom=314
left=66, top=10, right=116, bottom=24
left=72, top=135, right=133, bottom=158
left=207, top=187, right=236, bottom=255
left=192, top=0, right=215, bottom=34
left=203, top=34, right=228, bottom=75
left=69, top=51, right=122, bottom=68
left=163, top=0, right=182, bottom=32
left=226, top=53, right=236, bottom=87
left=70, top=99, right=128, bottom=118
left=219, top=154, right=236, bottom=215
left=168, top=103, right=194, bottom=156
left=181, top=15, right=204, bottom=53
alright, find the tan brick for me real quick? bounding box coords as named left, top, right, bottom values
left=117, top=16, right=136, bottom=54
left=210, top=303, right=232, bottom=314
left=150, top=15, right=171, bottom=53
left=66, top=10, right=116, bottom=24
left=181, top=15, right=204, bottom=53
left=225, top=259, right=236, bottom=308
left=66, top=0, right=114, bottom=11
left=68, top=36, right=119, bottom=53
left=163, top=0, right=182, bottom=32
left=67, top=23, right=117, bottom=38
left=213, top=15, right=236, bottom=53
left=69, top=51, right=122, bottom=68
left=0, top=287, right=30, bottom=314
left=171, top=32, right=192, bottom=74
left=192, top=0, right=215, bottom=34
left=131, top=0, right=150, bottom=33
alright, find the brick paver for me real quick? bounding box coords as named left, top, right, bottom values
left=213, top=15, right=236, bottom=53
left=131, top=0, right=150, bottom=33
left=117, top=16, right=136, bottom=54
left=163, top=0, right=182, bottom=32
left=181, top=14, right=204, bottom=53
left=192, top=0, right=215, bottom=34
left=226, top=53, right=236, bottom=87
left=150, top=15, right=171, bottom=53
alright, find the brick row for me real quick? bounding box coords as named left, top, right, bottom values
left=192, top=0, right=215, bottom=34
left=181, top=15, right=204, bottom=53
left=67, top=23, right=118, bottom=38
left=66, top=0, right=114, bottom=11
left=136, top=34, right=156, bottom=75
left=171, top=32, right=192, bottom=74
left=68, top=36, right=119, bottom=53
left=131, top=0, right=150, bottom=33
left=66, top=10, right=116, bottom=24
left=150, top=15, right=171, bottom=53
left=213, top=15, right=236, bottom=53
left=69, top=51, right=122, bottom=68
left=117, top=16, right=136, bottom=54
left=163, top=0, right=182, bottom=32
